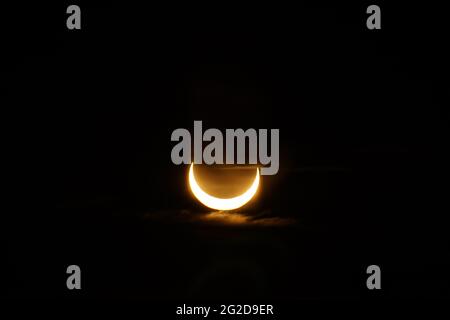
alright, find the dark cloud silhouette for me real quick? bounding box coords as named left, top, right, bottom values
left=142, top=209, right=295, bottom=227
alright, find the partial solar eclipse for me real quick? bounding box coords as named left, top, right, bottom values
left=188, top=163, right=260, bottom=211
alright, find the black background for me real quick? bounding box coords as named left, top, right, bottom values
left=5, top=1, right=449, bottom=304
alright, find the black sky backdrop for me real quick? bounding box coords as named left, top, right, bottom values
left=5, top=2, right=449, bottom=302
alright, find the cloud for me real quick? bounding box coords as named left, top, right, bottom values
left=142, top=209, right=295, bottom=227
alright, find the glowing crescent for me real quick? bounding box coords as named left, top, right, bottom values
left=188, top=163, right=260, bottom=211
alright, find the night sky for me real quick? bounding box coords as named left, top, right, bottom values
left=5, top=1, right=449, bottom=308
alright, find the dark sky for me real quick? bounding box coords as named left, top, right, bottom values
left=5, top=1, right=449, bottom=302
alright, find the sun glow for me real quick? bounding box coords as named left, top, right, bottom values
left=188, top=163, right=260, bottom=211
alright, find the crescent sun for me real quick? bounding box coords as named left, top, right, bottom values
left=188, top=163, right=260, bottom=211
